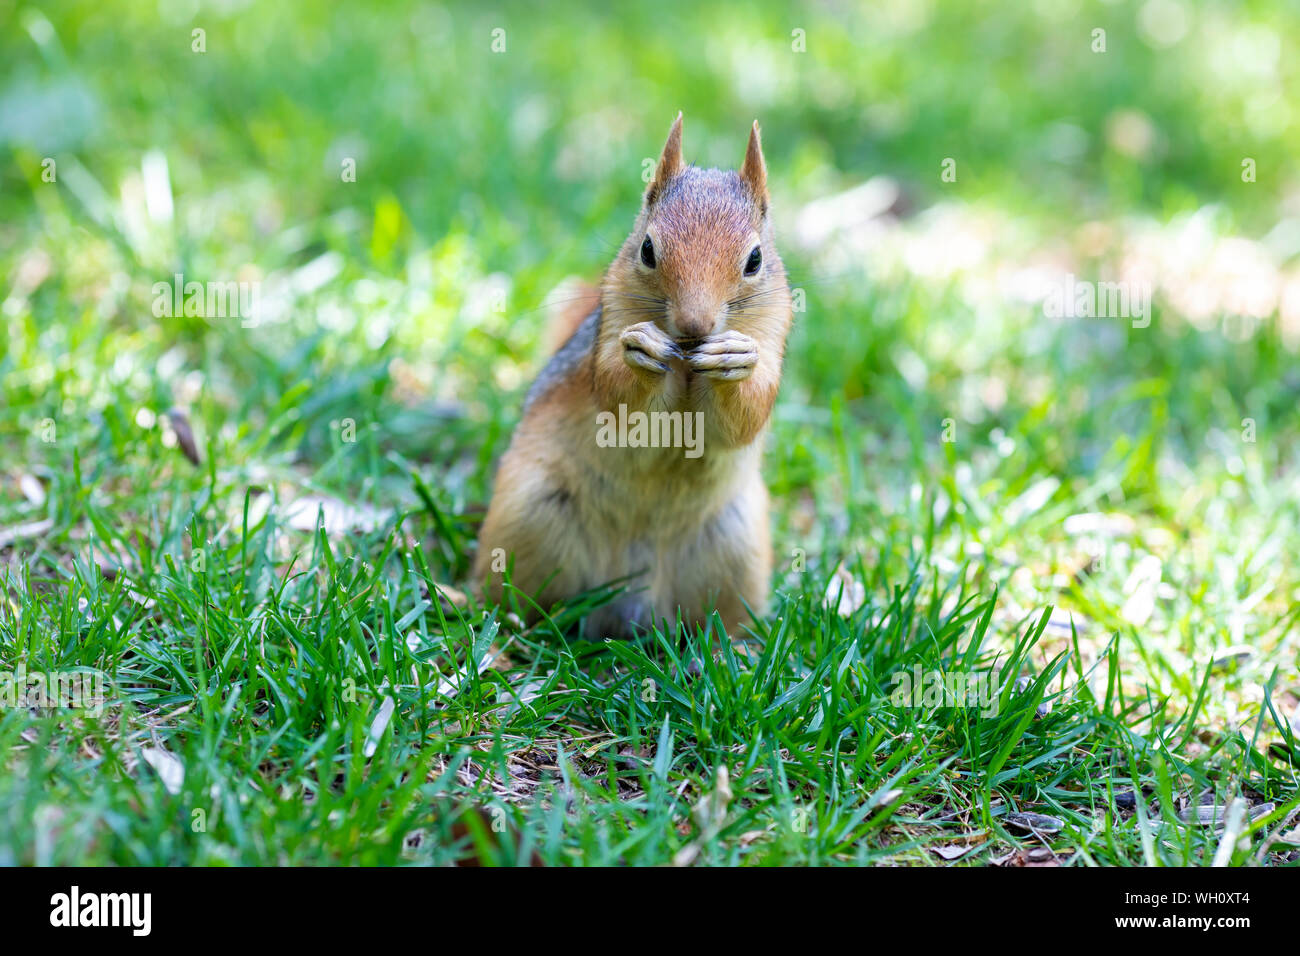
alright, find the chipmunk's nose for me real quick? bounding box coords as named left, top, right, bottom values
left=671, top=299, right=721, bottom=340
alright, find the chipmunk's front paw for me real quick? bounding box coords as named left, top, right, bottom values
left=687, top=330, right=758, bottom=381
left=620, top=322, right=682, bottom=376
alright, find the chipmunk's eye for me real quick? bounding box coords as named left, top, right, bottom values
left=640, top=235, right=656, bottom=268
left=744, top=246, right=762, bottom=276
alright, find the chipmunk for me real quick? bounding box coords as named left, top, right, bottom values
left=473, top=114, right=793, bottom=638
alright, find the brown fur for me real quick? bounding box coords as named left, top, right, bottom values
left=544, top=282, right=601, bottom=354
left=474, top=115, right=793, bottom=638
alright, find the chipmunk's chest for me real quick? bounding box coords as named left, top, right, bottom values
left=581, top=432, right=755, bottom=534
left=592, top=401, right=707, bottom=464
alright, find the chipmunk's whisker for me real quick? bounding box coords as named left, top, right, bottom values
left=605, top=292, right=668, bottom=306
left=727, top=289, right=788, bottom=309
left=600, top=313, right=669, bottom=324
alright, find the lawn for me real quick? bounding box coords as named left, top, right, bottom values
left=1, top=0, right=1298, bottom=866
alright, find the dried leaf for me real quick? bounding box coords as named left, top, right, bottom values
left=1063, top=512, right=1136, bottom=537
left=284, top=495, right=391, bottom=535
left=691, top=764, right=733, bottom=832
left=141, top=746, right=185, bottom=795
left=1120, top=555, right=1162, bottom=626
left=166, top=408, right=201, bottom=465
left=1211, top=644, right=1254, bottom=670
left=18, top=474, right=45, bottom=506
left=823, top=565, right=866, bottom=617
left=363, top=696, right=396, bottom=758
left=1005, top=811, right=1064, bottom=834
left=432, top=582, right=469, bottom=608
left=931, top=843, right=976, bottom=860
left=0, top=517, right=54, bottom=549
left=1004, top=476, right=1060, bottom=524
left=673, top=766, right=734, bottom=867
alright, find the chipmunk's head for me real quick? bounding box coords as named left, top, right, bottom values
left=609, top=113, right=790, bottom=343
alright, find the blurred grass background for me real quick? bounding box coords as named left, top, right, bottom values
left=4, top=0, right=1298, bottom=465
left=4, top=0, right=1299, bottom=440
left=1, top=0, right=1299, bottom=864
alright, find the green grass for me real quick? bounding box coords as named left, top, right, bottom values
left=1, top=0, right=1298, bottom=866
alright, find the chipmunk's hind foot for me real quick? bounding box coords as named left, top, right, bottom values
left=582, top=593, right=654, bottom=641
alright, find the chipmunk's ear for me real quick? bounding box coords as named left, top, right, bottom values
left=646, top=112, right=684, bottom=205
left=740, top=120, right=768, bottom=215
